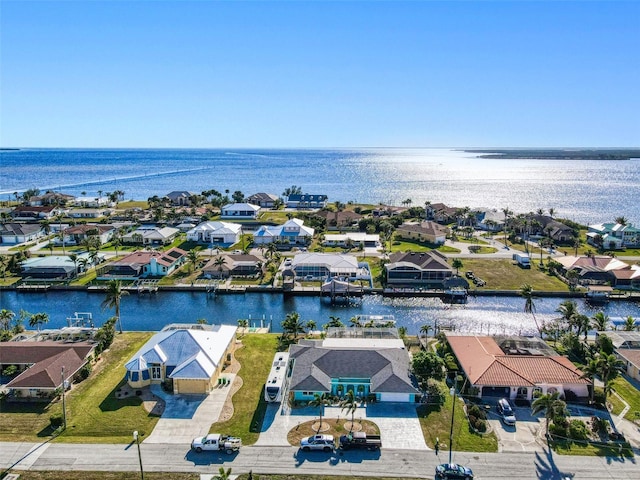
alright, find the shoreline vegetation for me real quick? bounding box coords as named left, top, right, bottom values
left=464, top=148, right=640, bottom=160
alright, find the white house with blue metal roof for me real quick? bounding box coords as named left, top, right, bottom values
left=124, top=324, right=237, bottom=394
left=252, top=218, right=314, bottom=247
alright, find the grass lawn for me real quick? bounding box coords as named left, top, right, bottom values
left=389, top=237, right=461, bottom=254
left=6, top=473, right=198, bottom=480
left=552, top=438, right=633, bottom=457
left=0, top=332, right=155, bottom=443
left=417, top=385, right=498, bottom=453
left=259, top=211, right=293, bottom=223
left=608, top=393, right=626, bottom=416
left=0, top=276, right=21, bottom=286
left=468, top=246, right=498, bottom=254
left=68, top=270, right=97, bottom=286
left=286, top=417, right=380, bottom=445
left=210, top=334, right=279, bottom=444
left=460, top=258, right=569, bottom=291
left=611, top=377, right=640, bottom=421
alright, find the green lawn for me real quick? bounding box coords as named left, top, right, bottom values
left=552, top=438, right=633, bottom=457
left=0, top=332, right=155, bottom=443
left=611, top=376, right=640, bottom=421
left=461, top=258, right=569, bottom=291
left=417, top=385, right=498, bottom=453
left=210, top=334, right=279, bottom=444
left=390, top=237, right=461, bottom=254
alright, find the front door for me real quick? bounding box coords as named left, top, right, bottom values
left=151, top=365, right=162, bottom=380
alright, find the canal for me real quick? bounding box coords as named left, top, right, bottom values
left=1, top=290, right=638, bottom=335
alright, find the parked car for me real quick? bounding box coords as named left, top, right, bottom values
left=465, top=271, right=475, bottom=279
left=497, top=398, right=516, bottom=426
left=435, top=463, right=474, bottom=479
left=300, top=434, right=335, bottom=452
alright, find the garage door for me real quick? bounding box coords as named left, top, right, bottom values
left=481, top=386, right=509, bottom=398
left=379, top=392, right=412, bottom=402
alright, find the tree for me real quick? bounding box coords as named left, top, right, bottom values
left=94, top=316, right=117, bottom=353
left=281, top=312, right=306, bottom=339
left=532, top=391, right=566, bottom=437
left=520, top=283, right=542, bottom=336
left=237, top=319, right=248, bottom=338
left=502, top=207, right=513, bottom=245
left=101, top=280, right=129, bottom=334
left=213, top=466, right=232, bottom=480
left=213, top=255, right=226, bottom=275
left=591, top=312, right=609, bottom=332
left=580, top=357, right=600, bottom=404
left=451, top=258, right=463, bottom=276
left=187, top=248, right=201, bottom=273
left=615, top=216, right=628, bottom=226
left=309, top=393, right=331, bottom=432
left=0, top=309, right=15, bottom=331
left=306, top=319, right=317, bottom=332
left=412, top=350, right=445, bottom=383
left=28, top=312, right=49, bottom=332
left=623, top=315, right=637, bottom=331
left=598, top=353, right=625, bottom=404
left=556, top=300, right=579, bottom=333
left=340, top=390, right=358, bottom=431
left=420, top=324, right=433, bottom=342
left=324, top=315, right=344, bottom=330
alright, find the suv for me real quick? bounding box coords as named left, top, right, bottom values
left=497, top=398, right=516, bottom=426
left=300, top=434, right=335, bottom=452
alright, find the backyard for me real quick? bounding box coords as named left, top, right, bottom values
left=460, top=258, right=569, bottom=291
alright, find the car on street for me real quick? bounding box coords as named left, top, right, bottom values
left=435, top=463, right=474, bottom=479
left=300, top=434, right=335, bottom=452
left=497, top=398, right=517, bottom=426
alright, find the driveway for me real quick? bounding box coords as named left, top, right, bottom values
left=143, top=374, right=236, bottom=445
left=487, top=405, right=545, bottom=453
left=255, top=402, right=428, bottom=451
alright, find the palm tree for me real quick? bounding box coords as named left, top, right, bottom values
left=28, top=312, right=49, bottom=332
left=532, top=391, right=566, bottom=437
left=213, top=255, right=226, bottom=276
left=556, top=300, right=579, bottom=333
left=520, top=284, right=542, bottom=336
left=0, top=309, right=15, bottom=331
left=213, top=467, right=232, bottom=480
left=306, top=319, right=317, bottom=332
left=501, top=207, right=513, bottom=246
left=324, top=315, right=344, bottom=329
left=187, top=248, right=201, bottom=273
left=282, top=312, right=306, bottom=339
left=598, top=353, right=625, bottom=404
left=451, top=258, right=463, bottom=276
left=349, top=316, right=362, bottom=328
left=580, top=357, right=600, bottom=404
left=101, top=280, right=129, bottom=334
left=340, top=390, right=358, bottom=431
left=420, top=324, right=433, bottom=343
left=309, top=393, right=331, bottom=432
left=623, top=315, right=636, bottom=331
left=591, top=312, right=609, bottom=332
left=615, top=216, right=628, bottom=226
left=574, top=314, right=591, bottom=343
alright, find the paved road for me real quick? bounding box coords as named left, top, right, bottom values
left=1, top=442, right=638, bottom=479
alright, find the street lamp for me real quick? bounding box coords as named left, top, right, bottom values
left=448, top=375, right=458, bottom=465
left=133, top=431, right=144, bottom=480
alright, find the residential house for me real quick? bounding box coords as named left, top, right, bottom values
left=322, top=232, right=380, bottom=249
left=473, top=208, right=505, bottom=232
left=186, top=221, right=242, bottom=246
left=97, top=248, right=186, bottom=279
left=527, top=214, right=577, bottom=244
left=554, top=255, right=632, bottom=286
left=288, top=330, right=420, bottom=403
left=253, top=219, right=314, bottom=247
left=166, top=191, right=195, bottom=206
left=247, top=192, right=279, bottom=208
left=124, top=324, right=237, bottom=394
left=289, top=252, right=369, bottom=280
left=285, top=194, right=328, bottom=209
left=73, top=196, right=113, bottom=208
left=315, top=210, right=363, bottom=229
left=385, top=251, right=453, bottom=288
left=10, top=205, right=59, bottom=220
left=0, top=341, right=95, bottom=401
left=395, top=221, right=449, bottom=245
left=220, top=203, right=261, bottom=219
left=55, top=224, right=115, bottom=246
left=372, top=205, right=408, bottom=218
left=596, top=331, right=640, bottom=382
left=610, top=264, right=640, bottom=290
left=0, top=223, right=44, bottom=245
left=28, top=191, right=75, bottom=207
left=20, top=255, right=80, bottom=280
left=67, top=208, right=112, bottom=219
left=587, top=222, right=640, bottom=250
left=202, top=253, right=263, bottom=279
left=122, top=225, right=180, bottom=246
left=445, top=333, right=589, bottom=401
left=425, top=203, right=457, bottom=223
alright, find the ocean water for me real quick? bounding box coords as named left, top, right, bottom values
left=1, top=148, right=639, bottom=225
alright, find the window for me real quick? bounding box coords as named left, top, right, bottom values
left=151, top=366, right=162, bottom=380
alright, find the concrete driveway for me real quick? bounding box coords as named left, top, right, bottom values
left=487, top=405, right=545, bottom=453
left=255, top=402, right=428, bottom=451
left=143, top=374, right=236, bottom=445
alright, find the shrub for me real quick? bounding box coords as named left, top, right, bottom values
left=568, top=419, right=589, bottom=441
left=2, top=364, right=18, bottom=377
left=50, top=413, right=64, bottom=429
left=474, top=418, right=487, bottom=433
left=549, top=422, right=568, bottom=437
left=593, top=388, right=606, bottom=406
left=78, top=363, right=92, bottom=381
left=426, top=379, right=445, bottom=405
left=467, top=404, right=487, bottom=420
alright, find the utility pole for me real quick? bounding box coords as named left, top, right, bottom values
left=61, top=366, right=67, bottom=430
left=448, top=374, right=457, bottom=465
left=133, top=431, right=144, bottom=480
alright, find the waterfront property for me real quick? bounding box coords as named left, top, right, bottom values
left=73, top=196, right=113, bottom=208
left=445, top=333, right=589, bottom=401
left=596, top=331, right=640, bottom=382
left=247, top=192, right=279, bottom=208
left=27, top=191, right=75, bottom=206
left=473, top=208, right=505, bottom=232
left=55, top=224, right=115, bottom=246
left=202, top=253, right=263, bottom=279
left=66, top=207, right=113, bottom=219
left=10, top=205, right=59, bottom=220
left=315, top=209, right=363, bottom=229
left=0, top=341, right=95, bottom=401
left=0, top=222, right=44, bottom=245
left=166, top=190, right=195, bottom=206
left=554, top=255, right=637, bottom=288
left=252, top=218, right=314, bottom=247
left=20, top=255, right=80, bottom=280
left=322, top=232, right=380, bottom=249
left=395, top=221, right=449, bottom=245
left=122, top=225, right=180, bottom=246
left=124, top=324, right=237, bottom=394
left=385, top=251, right=453, bottom=288
left=220, top=202, right=261, bottom=219
left=186, top=221, right=242, bottom=246
left=97, top=248, right=186, bottom=279
left=288, top=252, right=368, bottom=280
left=587, top=221, right=640, bottom=249
left=288, top=328, right=419, bottom=403
left=285, top=193, right=328, bottom=209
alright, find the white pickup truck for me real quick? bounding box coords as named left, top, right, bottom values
left=191, top=433, right=242, bottom=454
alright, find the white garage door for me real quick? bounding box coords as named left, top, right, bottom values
left=379, top=392, right=411, bottom=402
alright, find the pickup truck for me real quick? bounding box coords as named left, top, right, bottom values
left=339, top=431, right=382, bottom=450
left=191, top=433, right=242, bottom=454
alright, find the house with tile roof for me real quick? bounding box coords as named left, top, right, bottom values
left=445, top=333, right=589, bottom=401
left=288, top=333, right=419, bottom=403
left=554, top=255, right=632, bottom=286
left=247, top=192, right=279, bottom=208
left=124, top=324, right=237, bottom=394
left=0, top=223, right=44, bottom=245
left=221, top=203, right=261, bottom=219
left=396, top=221, right=449, bottom=245
left=97, top=248, right=186, bottom=279
left=322, top=232, right=381, bottom=249
left=186, top=221, right=242, bottom=246
left=314, top=210, right=363, bottom=229
left=385, top=251, right=453, bottom=288
left=122, top=225, right=180, bottom=246
left=0, top=341, right=95, bottom=401
left=253, top=219, right=314, bottom=247
left=55, top=224, right=115, bottom=246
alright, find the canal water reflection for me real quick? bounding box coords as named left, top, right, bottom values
left=2, top=290, right=639, bottom=335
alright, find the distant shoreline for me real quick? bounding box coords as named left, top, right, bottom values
left=464, top=148, right=640, bottom=160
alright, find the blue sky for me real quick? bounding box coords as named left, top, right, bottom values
left=1, top=1, right=638, bottom=148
